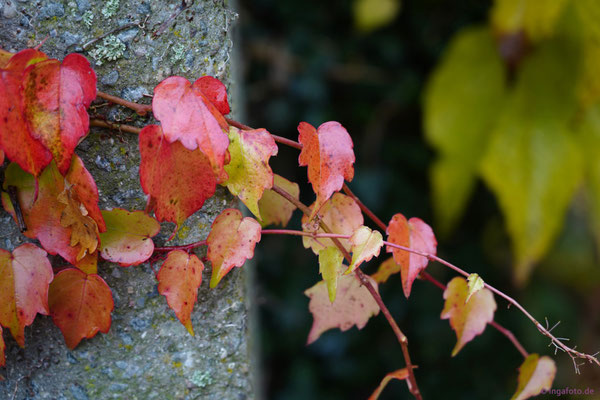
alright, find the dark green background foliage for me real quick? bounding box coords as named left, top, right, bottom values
left=238, top=0, right=600, bottom=399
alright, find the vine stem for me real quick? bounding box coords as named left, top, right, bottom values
left=271, top=185, right=423, bottom=400
left=90, top=97, right=599, bottom=370
left=96, top=91, right=152, bottom=116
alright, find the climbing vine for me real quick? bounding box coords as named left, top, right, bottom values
left=0, top=44, right=598, bottom=400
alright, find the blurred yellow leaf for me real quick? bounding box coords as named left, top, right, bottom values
left=480, top=37, right=583, bottom=284
left=423, top=27, right=506, bottom=234
left=579, top=104, right=600, bottom=250
left=353, top=0, right=400, bottom=32
left=491, top=0, right=569, bottom=41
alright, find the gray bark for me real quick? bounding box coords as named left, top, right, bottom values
left=0, top=1, right=253, bottom=399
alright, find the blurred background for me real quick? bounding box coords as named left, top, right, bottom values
left=235, top=0, right=600, bottom=398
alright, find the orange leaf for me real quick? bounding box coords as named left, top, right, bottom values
left=58, top=184, right=100, bottom=261
left=157, top=250, right=204, bottom=335
left=302, top=192, right=363, bottom=255
left=305, top=273, right=380, bottom=344
left=441, top=276, right=496, bottom=356
left=0, top=48, right=13, bottom=68
left=371, top=256, right=401, bottom=284
left=298, top=121, right=355, bottom=219
left=21, top=54, right=96, bottom=174
left=99, top=209, right=160, bottom=266
left=368, top=368, right=410, bottom=400
left=48, top=268, right=113, bottom=349
left=207, top=208, right=261, bottom=288
left=66, top=154, right=106, bottom=232
left=386, top=213, right=437, bottom=298
left=139, top=124, right=217, bottom=227
left=257, top=174, right=300, bottom=228
left=26, top=158, right=102, bottom=265
left=152, top=76, right=230, bottom=180
left=0, top=244, right=53, bottom=347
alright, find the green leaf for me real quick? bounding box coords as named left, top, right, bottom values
left=347, top=226, right=383, bottom=274
left=491, top=0, right=569, bottom=42
left=423, top=27, right=506, bottom=234
left=466, top=273, right=484, bottom=303
left=511, top=354, right=556, bottom=400
left=352, top=0, right=400, bottom=32
left=480, top=38, right=584, bottom=284
left=318, top=246, right=344, bottom=303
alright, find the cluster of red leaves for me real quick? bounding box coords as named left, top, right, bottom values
left=0, top=47, right=556, bottom=400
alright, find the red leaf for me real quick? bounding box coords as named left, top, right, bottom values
left=152, top=76, right=230, bottom=180
left=195, top=76, right=230, bottom=115
left=441, top=276, right=496, bottom=356
left=0, top=244, right=53, bottom=347
left=386, top=213, right=437, bottom=298
left=48, top=268, right=113, bottom=349
left=157, top=250, right=204, bottom=335
left=139, top=124, right=217, bottom=227
left=305, top=273, right=380, bottom=344
left=66, top=154, right=106, bottom=232
left=0, top=51, right=52, bottom=176
left=302, top=192, right=363, bottom=255
left=99, top=209, right=160, bottom=266
left=207, top=208, right=261, bottom=288
left=298, top=121, right=355, bottom=218
left=21, top=54, right=96, bottom=174
left=0, top=326, right=5, bottom=367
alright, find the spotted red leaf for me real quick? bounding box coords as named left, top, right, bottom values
left=441, top=276, right=496, bottom=356
left=305, top=273, right=380, bottom=344
left=99, top=209, right=160, bottom=266
left=195, top=76, right=230, bottom=115
left=152, top=76, right=230, bottom=180
left=0, top=49, right=52, bottom=176
left=48, top=268, right=113, bottom=349
left=139, top=124, right=217, bottom=227
left=207, top=208, right=261, bottom=288
left=157, top=250, right=204, bottom=335
left=386, top=213, right=437, bottom=298
left=21, top=53, right=96, bottom=174
left=0, top=244, right=53, bottom=347
left=298, top=121, right=355, bottom=219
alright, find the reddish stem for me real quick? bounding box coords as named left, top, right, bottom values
left=90, top=118, right=142, bottom=135
left=96, top=91, right=152, bottom=116
left=271, top=184, right=423, bottom=400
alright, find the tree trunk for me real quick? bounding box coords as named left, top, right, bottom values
left=0, top=1, right=253, bottom=399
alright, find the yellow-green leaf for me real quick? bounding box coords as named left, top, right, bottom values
left=423, top=27, right=506, bottom=234
left=441, top=277, right=496, bottom=356
left=223, top=126, right=278, bottom=219
left=352, top=0, right=400, bottom=32
left=466, top=273, right=484, bottom=303
left=480, top=38, right=583, bottom=284
left=511, top=354, right=556, bottom=400
left=347, top=226, right=383, bottom=274
left=257, top=174, right=299, bottom=228
left=578, top=104, right=600, bottom=250
left=318, top=246, right=344, bottom=303
left=491, top=0, right=570, bottom=42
